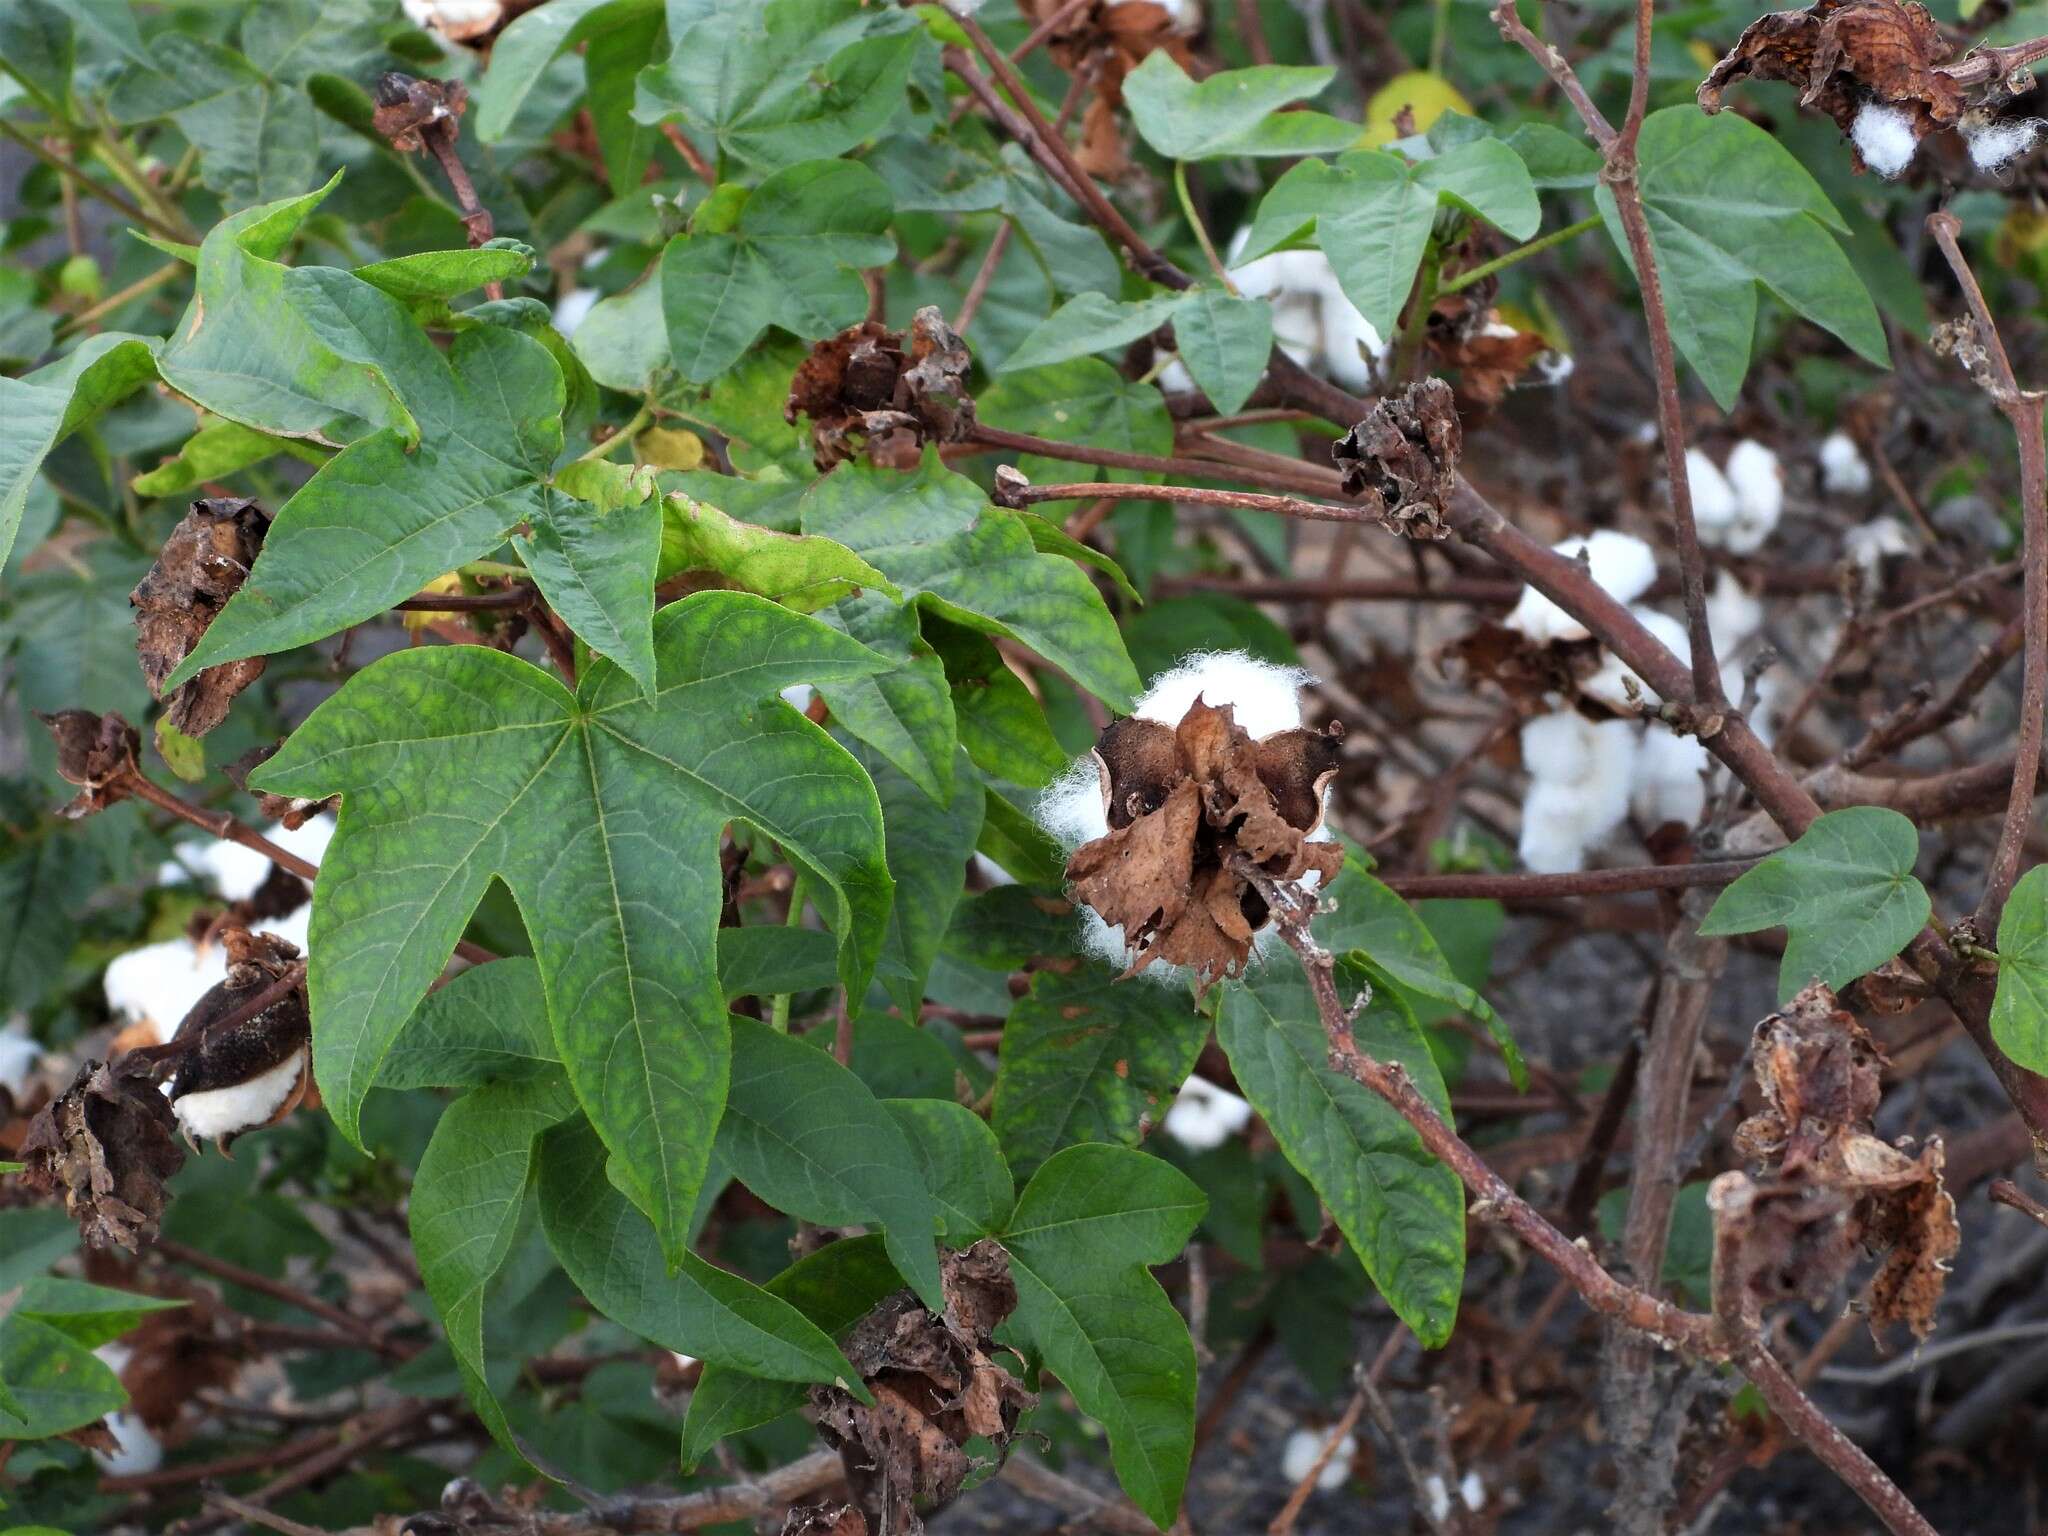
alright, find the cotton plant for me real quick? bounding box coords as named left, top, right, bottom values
left=1163, top=1075, right=1255, bottom=1151
left=1279, top=1425, right=1356, bottom=1492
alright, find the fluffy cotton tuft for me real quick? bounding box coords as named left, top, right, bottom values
left=1683, top=448, right=1739, bottom=533
left=1852, top=101, right=1919, bottom=179
left=1966, top=116, right=2044, bottom=172
left=1705, top=571, right=1764, bottom=655
left=1846, top=515, right=1912, bottom=579
left=1163, top=1076, right=1254, bottom=1150
left=90, top=1346, right=163, bottom=1476
left=1459, top=1471, right=1487, bottom=1512
left=1720, top=440, right=1784, bottom=554
left=1582, top=607, right=1688, bottom=710
left=167, top=819, right=332, bottom=901
left=0, top=1020, right=40, bottom=1098
left=1818, top=430, right=1873, bottom=496
left=1518, top=716, right=1638, bottom=873
left=1227, top=234, right=1387, bottom=391
left=552, top=287, right=599, bottom=337
left=1039, top=652, right=1323, bottom=979
left=173, top=1046, right=307, bottom=1142
left=1503, top=530, right=1657, bottom=645
left=1630, top=726, right=1709, bottom=829
left=1280, top=1427, right=1356, bottom=1491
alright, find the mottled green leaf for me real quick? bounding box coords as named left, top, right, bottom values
left=1218, top=950, right=1464, bottom=1346
left=377, top=957, right=562, bottom=1091
left=1993, top=865, right=2048, bottom=1073
left=657, top=492, right=897, bottom=612
left=131, top=418, right=309, bottom=498
left=0, top=1315, right=123, bottom=1440
left=813, top=594, right=956, bottom=805
left=0, top=333, right=158, bottom=568
left=253, top=593, right=895, bottom=1261
left=888, top=1099, right=1013, bottom=1241
left=352, top=245, right=536, bottom=304
left=520, top=480, right=663, bottom=697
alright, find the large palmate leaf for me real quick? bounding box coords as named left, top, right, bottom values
left=1218, top=950, right=1465, bottom=1346
left=1699, top=807, right=1929, bottom=1001
left=798, top=455, right=1140, bottom=709
left=0, top=332, right=158, bottom=569
left=1994, top=865, right=2048, bottom=1073
left=659, top=159, right=897, bottom=384
left=992, top=965, right=1210, bottom=1180
left=1239, top=140, right=1540, bottom=338
left=634, top=0, right=921, bottom=172
left=251, top=593, right=895, bottom=1261
left=410, top=1072, right=580, bottom=1456
left=716, top=1018, right=944, bottom=1308
left=155, top=176, right=416, bottom=445
left=1002, top=1145, right=1206, bottom=1530
left=1595, top=108, right=1885, bottom=410
left=374, top=957, right=561, bottom=1091
left=679, top=1234, right=904, bottom=1469
left=536, top=1117, right=866, bottom=1391
left=845, top=740, right=984, bottom=1018
left=160, top=314, right=564, bottom=692
left=1122, top=54, right=1359, bottom=159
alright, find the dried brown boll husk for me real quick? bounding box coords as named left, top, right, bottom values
left=20, top=1055, right=186, bottom=1252
left=1066, top=698, right=1344, bottom=989
left=131, top=496, right=270, bottom=737
left=786, top=308, right=975, bottom=471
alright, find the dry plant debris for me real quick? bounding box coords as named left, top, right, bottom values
left=131, top=495, right=270, bottom=737
left=786, top=307, right=977, bottom=472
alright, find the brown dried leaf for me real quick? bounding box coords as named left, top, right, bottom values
left=813, top=1240, right=1035, bottom=1535
left=1862, top=1140, right=1959, bottom=1340
left=783, top=1507, right=869, bottom=1536
left=1332, top=379, right=1462, bottom=539
left=37, top=709, right=140, bottom=819
left=787, top=308, right=975, bottom=472
left=1428, top=312, right=1555, bottom=409
left=19, top=1055, right=186, bottom=1252
left=373, top=72, right=469, bottom=154
left=131, top=497, right=270, bottom=737
left=1065, top=699, right=1344, bottom=987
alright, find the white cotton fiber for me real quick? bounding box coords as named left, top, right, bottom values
left=1852, top=101, right=1919, bottom=179
left=552, top=287, right=599, bottom=338
left=1705, top=570, right=1763, bottom=655
left=169, top=819, right=332, bottom=901
left=1818, top=430, right=1872, bottom=497
left=1630, top=726, right=1709, bottom=829
left=105, top=939, right=227, bottom=1046
left=1721, top=440, right=1784, bottom=555
left=1280, top=1427, right=1356, bottom=1491
left=89, top=1346, right=163, bottom=1476
left=173, top=1046, right=307, bottom=1142
left=1133, top=652, right=1311, bottom=741
left=1504, top=530, right=1658, bottom=645
left=1164, top=1076, right=1255, bottom=1150
left=1460, top=1472, right=1486, bottom=1512
left=1582, top=606, right=1689, bottom=709
left=0, top=1020, right=40, bottom=1098
left=1111, top=0, right=1201, bottom=29
left=1227, top=234, right=1387, bottom=391
left=1966, top=117, right=2045, bottom=172
left=1521, top=710, right=1598, bottom=785
left=1683, top=448, right=1739, bottom=534
left=1519, top=782, right=1595, bottom=873
left=1517, top=717, right=1639, bottom=873
left=1846, top=515, right=1912, bottom=583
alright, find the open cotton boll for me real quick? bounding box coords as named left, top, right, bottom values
left=1316, top=283, right=1387, bottom=391
left=171, top=818, right=332, bottom=901
left=1460, top=1472, right=1486, bottom=1512
left=173, top=1046, right=308, bottom=1142
left=1582, top=606, right=1689, bottom=710
left=1846, top=515, right=1911, bottom=577
left=1852, top=101, right=1919, bottom=179
left=1163, top=1076, right=1254, bottom=1150
left=1818, top=430, right=1873, bottom=496
left=1132, top=652, right=1311, bottom=740
left=89, top=1346, right=164, bottom=1476
left=1226, top=235, right=1386, bottom=390
left=1631, top=726, right=1709, bottom=829
left=1684, top=448, right=1740, bottom=534
left=552, top=287, right=599, bottom=338
left=1721, top=440, right=1784, bottom=555
left=1503, top=530, right=1657, bottom=645
left=1705, top=570, right=1764, bottom=655
left=105, top=938, right=228, bottom=1046
left=0, top=1020, right=40, bottom=1097
left=1521, top=710, right=1598, bottom=785
left=1280, top=1427, right=1356, bottom=1491
left=1966, top=116, right=2044, bottom=172
left=1519, top=781, right=1598, bottom=873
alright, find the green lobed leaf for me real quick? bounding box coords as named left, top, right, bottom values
left=1413, top=138, right=1541, bottom=241
left=1993, top=865, right=2048, bottom=1073
left=1001, top=292, right=1188, bottom=376
left=635, top=0, right=921, bottom=172
left=0, top=333, right=159, bottom=570
left=1169, top=288, right=1274, bottom=417
left=992, top=964, right=1211, bottom=1181
left=519, top=477, right=664, bottom=697
left=799, top=454, right=1140, bottom=710
left=814, top=594, right=957, bottom=804
left=658, top=158, right=898, bottom=384
left=535, top=1117, right=867, bottom=1394
left=1217, top=950, right=1465, bottom=1346
left=1595, top=108, right=1886, bottom=410
left=928, top=619, right=1066, bottom=790
left=160, top=316, right=566, bottom=693
left=980, top=358, right=1175, bottom=498
left=1000, top=1144, right=1206, bottom=1529
left=678, top=1234, right=903, bottom=1469
left=1122, top=53, right=1353, bottom=160
left=410, top=1072, right=581, bottom=1460
left=716, top=926, right=843, bottom=1001
left=657, top=492, right=899, bottom=612
left=716, top=1017, right=945, bottom=1309
left=475, top=0, right=656, bottom=141
left=252, top=592, right=896, bottom=1263
left=130, top=418, right=312, bottom=498
left=1698, top=807, right=1930, bottom=1001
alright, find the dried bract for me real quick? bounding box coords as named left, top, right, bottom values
left=1066, top=698, right=1344, bottom=987
left=812, top=1241, right=1036, bottom=1535
left=786, top=308, right=975, bottom=472
left=1332, top=380, right=1461, bottom=540
left=20, top=1055, right=186, bottom=1252
left=131, top=496, right=270, bottom=737
left=39, top=709, right=140, bottom=819
left=223, top=742, right=337, bottom=831
left=372, top=71, right=469, bottom=153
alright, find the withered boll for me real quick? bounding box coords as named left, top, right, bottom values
left=131, top=496, right=270, bottom=738
left=1332, top=379, right=1461, bottom=541
left=19, top=1055, right=186, bottom=1252
left=165, top=927, right=312, bottom=1150
left=1066, top=699, right=1344, bottom=988
left=786, top=307, right=975, bottom=472
left=39, top=709, right=140, bottom=819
